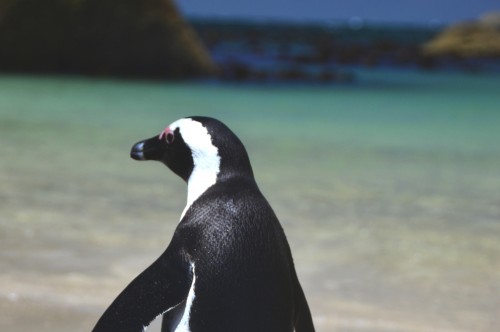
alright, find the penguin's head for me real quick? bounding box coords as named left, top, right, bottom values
left=130, top=117, right=254, bottom=184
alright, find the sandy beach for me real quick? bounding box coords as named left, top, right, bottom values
left=1, top=71, right=499, bottom=331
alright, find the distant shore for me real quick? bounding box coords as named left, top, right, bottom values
left=189, top=18, right=500, bottom=83
left=0, top=2, right=499, bottom=82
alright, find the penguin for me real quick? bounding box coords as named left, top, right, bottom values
left=93, top=116, right=315, bottom=332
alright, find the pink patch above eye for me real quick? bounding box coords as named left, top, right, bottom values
left=159, top=127, right=172, bottom=140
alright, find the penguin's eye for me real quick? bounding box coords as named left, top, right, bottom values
left=165, top=132, right=175, bottom=144
left=159, top=127, right=175, bottom=144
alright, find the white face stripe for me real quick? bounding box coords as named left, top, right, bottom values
left=168, top=118, right=221, bottom=220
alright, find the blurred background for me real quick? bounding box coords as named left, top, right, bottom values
left=0, top=1, right=499, bottom=331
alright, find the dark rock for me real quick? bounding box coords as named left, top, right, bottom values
left=417, top=55, right=438, bottom=70
left=0, top=0, right=216, bottom=79
left=0, top=0, right=79, bottom=72
left=311, top=37, right=335, bottom=63
left=276, top=67, right=309, bottom=81
left=218, top=60, right=253, bottom=81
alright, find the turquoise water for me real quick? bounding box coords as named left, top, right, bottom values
left=1, top=70, right=499, bottom=331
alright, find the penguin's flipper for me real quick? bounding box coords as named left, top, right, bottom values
left=92, top=251, right=193, bottom=332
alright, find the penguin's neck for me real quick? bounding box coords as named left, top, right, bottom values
left=181, top=156, right=221, bottom=220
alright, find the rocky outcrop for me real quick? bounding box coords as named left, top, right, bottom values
left=0, top=0, right=216, bottom=78
left=422, top=12, right=500, bottom=58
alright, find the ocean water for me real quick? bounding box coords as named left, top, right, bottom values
left=1, top=69, right=499, bottom=331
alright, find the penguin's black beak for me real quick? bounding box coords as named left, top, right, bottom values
left=130, top=136, right=166, bottom=161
